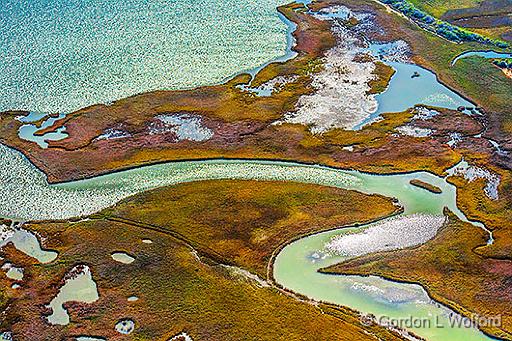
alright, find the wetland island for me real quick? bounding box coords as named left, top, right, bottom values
left=0, top=0, right=511, bottom=340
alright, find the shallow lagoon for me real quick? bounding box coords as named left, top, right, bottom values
left=17, top=113, right=68, bottom=148
left=0, top=225, right=58, bottom=263
left=373, top=62, right=472, bottom=116
left=0, top=142, right=476, bottom=224
left=46, top=265, right=99, bottom=325
left=274, top=171, right=492, bottom=341
left=275, top=230, right=491, bottom=341
left=111, top=252, right=135, bottom=264
left=355, top=50, right=475, bottom=128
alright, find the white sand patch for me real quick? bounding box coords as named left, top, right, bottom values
left=0, top=332, right=13, bottom=341
left=447, top=132, right=463, bottom=147
left=325, top=214, right=446, bottom=257
left=313, top=5, right=353, bottom=20
left=413, top=107, right=440, bottom=120
left=281, top=21, right=378, bottom=133
left=169, top=332, right=194, bottom=341
left=396, top=125, right=433, bottom=137
left=221, top=265, right=270, bottom=288
left=149, top=113, right=213, bottom=142
left=0, top=224, right=14, bottom=244
left=447, top=160, right=500, bottom=200
left=94, top=128, right=131, bottom=141
left=371, top=40, right=410, bottom=63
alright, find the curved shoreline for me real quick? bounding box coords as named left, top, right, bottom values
left=1, top=3, right=304, bottom=116
left=0, top=0, right=301, bottom=114
left=357, top=60, right=476, bottom=129
left=0, top=144, right=497, bottom=339
left=3, top=0, right=491, bottom=140
left=223, top=7, right=301, bottom=83
left=320, top=269, right=507, bottom=341
left=0, top=1, right=508, bottom=339
left=272, top=211, right=495, bottom=339
left=265, top=206, right=404, bottom=283
left=317, top=267, right=507, bottom=341
left=317, top=214, right=508, bottom=340
left=1, top=137, right=492, bottom=243
left=110, top=202, right=413, bottom=340
left=3, top=0, right=508, bottom=187
left=47, top=155, right=453, bottom=185
left=42, top=156, right=492, bottom=252
left=451, top=49, right=512, bottom=66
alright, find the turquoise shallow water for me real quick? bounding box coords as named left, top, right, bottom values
left=0, top=142, right=493, bottom=339
left=355, top=61, right=475, bottom=129
left=0, top=1, right=501, bottom=338
left=0, top=0, right=289, bottom=113
left=274, top=171, right=493, bottom=341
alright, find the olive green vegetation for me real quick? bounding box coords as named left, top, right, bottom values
left=388, top=0, right=512, bottom=294
left=415, top=35, right=512, bottom=137
left=321, top=211, right=512, bottom=339
left=0, top=0, right=492, bottom=185
left=448, top=166, right=512, bottom=260
left=368, top=61, right=396, bottom=95
left=409, top=0, right=512, bottom=36
left=102, top=180, right=399, bottom=278
left=409, top=179, right=443, bottom=193
left=472, top=26, right=512, bottom=41
left=446, top=56, right=512, bottom=131
left=1, top=181, right=403, bottom=340
left=408, top=0, right=481, bottom=18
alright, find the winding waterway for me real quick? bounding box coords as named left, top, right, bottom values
left=0, top=1, right=500, bottom=340
left=451, top=50, right=512, bottom=66
left=0, top=142, right=492, bottom=340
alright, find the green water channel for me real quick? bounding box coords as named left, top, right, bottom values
left=0, top=142, right=492, bottom=340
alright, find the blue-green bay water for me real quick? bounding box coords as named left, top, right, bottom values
left=0, top=0, right=289, bottom=113
left=0, top=2, right=500, bottom=339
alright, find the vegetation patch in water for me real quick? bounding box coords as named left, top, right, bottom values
left=410, top=179, right=443, bottom=193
